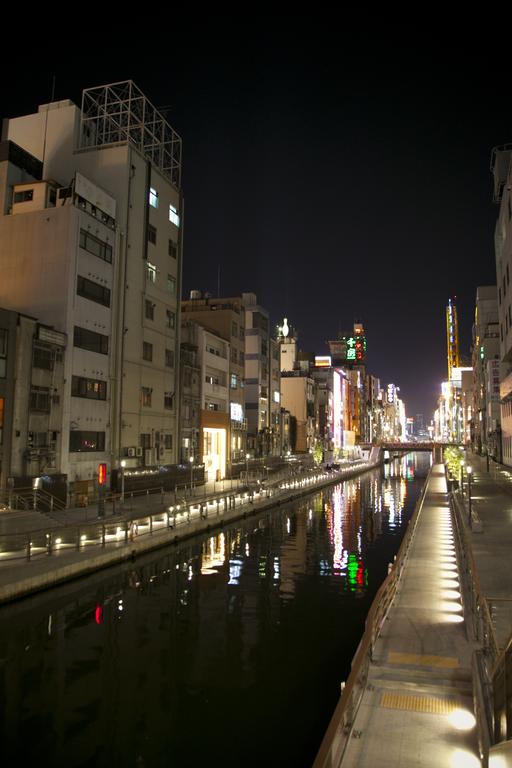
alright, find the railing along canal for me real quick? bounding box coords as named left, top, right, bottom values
left=313, top=465, right=431, bottom=768
left=0, top=461, right=373, bottom=568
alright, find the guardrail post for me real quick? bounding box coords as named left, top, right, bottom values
left=102, top=525, right=106, bottom=548
left=26, top=537, right=31, bottom=561
left=150, top=515, right=153, bottom=534
left=46, top=532, right=52, bottom=555
left=125, top=521, right=129, bottom=543
left=76, top=529, right=81, bottom=550
left=216, top=499, right=220, bottom=516
left=161, top=487, right=164, bottom=504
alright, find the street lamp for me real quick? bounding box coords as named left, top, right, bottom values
left=245, top=453, right=250, bottom=483
left=120, top=460, right=126, bottom=504
left=189, top=455, right=194, bottom=494
left=467, top=465, right=473, bottom=527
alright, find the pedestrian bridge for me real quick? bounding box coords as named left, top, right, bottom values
left=379, top=442, right=460, bottom=462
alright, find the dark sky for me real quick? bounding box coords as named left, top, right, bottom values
left=1, top=27, right=510, bottom=419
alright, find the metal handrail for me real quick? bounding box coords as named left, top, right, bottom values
left=0, top=462, right=383, bottom=568
left=312, top=465, right=431, bottom=768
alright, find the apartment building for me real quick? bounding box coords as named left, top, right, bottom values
left=0, top=82, right=182, bottom=494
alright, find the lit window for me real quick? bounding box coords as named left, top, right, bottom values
left=146, top=263, right=157, bottom=283
left=141, top=387, right=152, bottom=407
left=169, top=204, right=180, bottom=227
left=231, top=374, right=237, bottom=389
left=149, top=187, right=159, bottom=208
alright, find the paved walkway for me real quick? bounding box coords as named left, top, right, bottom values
left=340, top=465, right=481, bottom=767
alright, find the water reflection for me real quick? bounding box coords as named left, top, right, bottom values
left=0, top=452, right=430, bottom=768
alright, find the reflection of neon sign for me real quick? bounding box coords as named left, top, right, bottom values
left=333, top=370, right=342, bottom=449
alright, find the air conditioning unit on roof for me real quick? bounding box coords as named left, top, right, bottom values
left=127, top=447, right=136, bottom=457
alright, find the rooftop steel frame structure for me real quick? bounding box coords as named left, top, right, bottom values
left=79, top=81, right=182, bottom=188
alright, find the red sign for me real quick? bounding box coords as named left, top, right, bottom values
left=98, top=463, right=107, bottom=486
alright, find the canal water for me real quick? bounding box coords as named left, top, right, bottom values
left=0, top=453, right=430, bottom=767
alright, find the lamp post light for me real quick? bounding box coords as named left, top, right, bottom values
left=467, top=465, right=473, bottom=527
left=189, top=455, right=194, bottom=495
left=245, top=453, right=250, bottom=484
left=120, top=460, right=126, bottom=505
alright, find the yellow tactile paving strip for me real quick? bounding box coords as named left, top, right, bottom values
left=380, top=692, right=456, bottom=714
left=387, top=652, right=459, bottom=668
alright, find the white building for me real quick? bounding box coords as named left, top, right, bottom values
left=0, top=82, right=182, bottom=496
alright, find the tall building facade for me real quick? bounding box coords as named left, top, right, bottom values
left=181, top=292, right=247, bottom=468
left=471, top=286, right=501, bottom=457
left=0, top=82, right=182, bottom=495
left=243, top=293, right=281, bottom=456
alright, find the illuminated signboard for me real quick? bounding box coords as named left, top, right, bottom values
left=315, top=356, right=332, bottom=367
left=342, top=334, right=366, bottom=363
left=230, top=402, right=244, bottom=421
left=387, top=383, right=395, bottom=403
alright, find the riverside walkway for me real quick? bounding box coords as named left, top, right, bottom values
left=0, top=458, right=379, bottom=605
left=315, top=464, right=482, bottom=768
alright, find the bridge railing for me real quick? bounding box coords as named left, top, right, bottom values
left=312, top=464, right=431, bottom=768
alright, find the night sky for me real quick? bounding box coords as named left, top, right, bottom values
left=1, top=29, right=510, bottom=419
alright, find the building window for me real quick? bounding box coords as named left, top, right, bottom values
left=143, top=342, right=153, bottom=362
left=79, top=229, right=112, bottom=263
left=166, top=310, right=175, bottom=329
left=169, top=240, right=177, bottom=259
left=77, top=275, right=111, bottom=307
left=230, top=348, right=237, bottom=364
left=72, top=375, right=107, bottom=400
left=165, top=349, right=174, bottom=367
left=167, top=275, right=176, bottom=295
left=0, top=329, right=7, bottom=378
left=149, top=187, right=159, bottom=208
left=69, top=430, right=105, bottom=452
left=169, top=204, right=180, bottom=227
left=141, top=387, right=152, bottom=407
left=231, top=374, right=237, bottom=389
left=13, top=188, right=34, bottom=203
left=30, top=385, right=51, bottom=412
left=164, top=434, right=172, bottom=449
left=33, top=342, right=57, bottom=370
left=146, top=262, right=157, bottom=283
left=148, top=224, right=157, bottom=245
left=73, top=326, right=109, bottom=355
left=145, top=299, right=155, bottom=320
left=164, top=391, right=174, bottom=410
left=232, top=322, right=238, bottom=337
left=140, top=433, right=151, bottom=449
